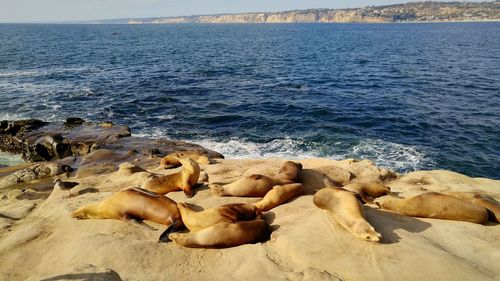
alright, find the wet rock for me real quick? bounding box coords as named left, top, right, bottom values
left=0, top=118, right=223, bottom=163
left=64, top=117, right=86, bottom=128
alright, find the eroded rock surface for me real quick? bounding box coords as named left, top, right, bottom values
left=0, top=118, right=223, bottom=163
left=0, top=120, right=498, bottom=281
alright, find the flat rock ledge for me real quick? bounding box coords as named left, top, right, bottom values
left=0, top=119, right=498, bottom=281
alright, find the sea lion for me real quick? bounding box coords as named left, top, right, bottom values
left=209, top=174, right=288, bottom=197
left=160, top=151, right=210, bottom=169
left=175, top=202, right=261, bottom=232
left=71, top=188, right=183, bottom=234
left=254, top=183, right=305, bottom=212
left=342, top=182, right=391, bottom=203
left=313, top=187, right=381, bottom=242
left=167, top=219, right=270, bottom=248
left=209, top=161, right=302, bottom=197
left=274, top=161, right=303, bottom=182
left=142, top=157, right=200, bottom=197
left=441, top=191, right=500, bottom=222
left=375, top=192, right=488, bottom=224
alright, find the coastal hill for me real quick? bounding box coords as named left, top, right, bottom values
left=95, top=1, right=500, bottom=24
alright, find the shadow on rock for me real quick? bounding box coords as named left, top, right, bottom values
left=16, top=191, right=50, bottom=201
left=39, top=269, right=122, bottom=281
left=364, top=206, right=432, bottom=244
left=262, top=211, right=276, bottom=224
left=78, top=188, right=100, bottom=195
left=183, top=202, right=204, bottom=211
left=192, top=183, right=209, bottom=196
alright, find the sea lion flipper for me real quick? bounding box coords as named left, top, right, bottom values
left=158, top=219, right=184, bottom=243
left=209, top=183, right=225, bottom=196
left=128, top=218, right=157, bottom=231
left=360, top=193, right=374, bottom=204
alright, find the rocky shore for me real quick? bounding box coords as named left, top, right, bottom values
left=0, top=119, right=498, bottom=281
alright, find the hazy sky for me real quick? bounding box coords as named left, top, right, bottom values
left=0, top=0, right=489, bottom=23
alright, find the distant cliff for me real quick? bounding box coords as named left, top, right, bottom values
left=108, top=1, right=500, bottom=24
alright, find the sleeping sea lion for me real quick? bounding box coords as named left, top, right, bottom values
left=209, top=161, right=302, bottom=197
left=254, top=183, right=305, bottom=212
left=441, top=191, right=500, bottom=222
left=209, top=174, right=289, bottom=197
left=375, top=192, right=488, bottom=224
left=313, top=187, right=381, bottom=242
left=342, top=182, right=391, bottom=203
left=274, top=161, right=303, bottom=182
left=174, top=202, right=260, bottom=232
left=160, top=151, right=210, bottom=169
left=167, top=219, right=270, bottom=248
left=142, top=157, right=200, bottom=197
left=71, top=188, right=183, bottom=234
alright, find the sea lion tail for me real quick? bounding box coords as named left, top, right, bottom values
left=158, top=219, right=184, bottom=243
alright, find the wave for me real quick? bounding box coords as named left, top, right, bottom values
left=142, top=132, right=434, bottom=173
left=346, top=139, right=435, bottom=172
left=155, top=114, right=176, bottom=120
left=192, top=137, right=323, bottom=159
left=0, top=67, right=96, bottom=78
left=0, top=151, right=24, bottom=167
left=194, top=137, right=433, bottom=173
left=0, top=112, right=30, bottom=121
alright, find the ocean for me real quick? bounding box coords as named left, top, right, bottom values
left=0, top=23, right=499, bottom=179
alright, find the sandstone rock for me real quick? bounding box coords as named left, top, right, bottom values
left=0, top=163, right=70, bottom=188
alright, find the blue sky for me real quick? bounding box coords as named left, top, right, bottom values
left=0, top=0, right=489, bottom=22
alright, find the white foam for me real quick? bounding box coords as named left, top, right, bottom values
left=0, top=151, right=24, bottom=167
left=155, top=115, right=175, bottom=120
left=131, top=130, right=433, bottom=173
left=346, top=139, right=433, bottom=172
left=0, top=67, right=96, bottom=78
left=0, top=112, right=29, bottom=121
left=192, top=137, right=321, bottom=159
left=194, top=137, right=432, bottom=172
left=0, top=70, right=40, bottom=78
left=131, top=127, right=172, bottom=139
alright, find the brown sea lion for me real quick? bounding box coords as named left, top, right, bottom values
left=209, top=161, right=302, bottom=197
left=274, top=161, right=303, bottom=182
left=342, top=182, right=392, bottom=203
left=209, top=174, right=289, bottom=197
left=167, top=219, right=270, bottom=248
left=71, top=188, right=183, bottom=234
left=254, top=183, right=305, bottom=212
left=375, top=192, right=488, bottom=224
left=440, top=191, right=500, bottom=222
left=160, top=151, right=210, bottom=169
left=175, top=202, right=261, bottom=232
left=313, top=187, right=381, bottom=242
left=142, top=157, right=200, bottom=197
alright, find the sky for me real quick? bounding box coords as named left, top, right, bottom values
left=0, top=0, right=490, bottom=23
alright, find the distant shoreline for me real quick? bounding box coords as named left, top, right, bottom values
left=1, top=20, right=500, bottom=25
left=1, top=1, right=499, bottom=24
left=86, top=1, right=500, bottom=25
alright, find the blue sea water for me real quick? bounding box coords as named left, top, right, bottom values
left=0, top=23, right=499, bottom=179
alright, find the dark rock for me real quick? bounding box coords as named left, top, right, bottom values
left=0, top=118, right=224, bottom=164
left=0, top=119, right=132, bottom=162
left=148, top=148, right=162, bottom=157
left=64, top=117, right=86, bottom=128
